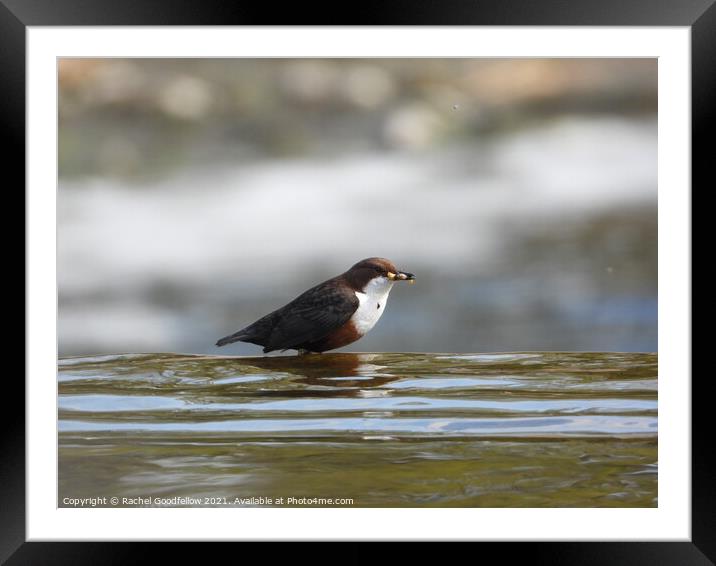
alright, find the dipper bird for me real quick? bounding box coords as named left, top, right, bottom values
left=216, top=257, right=415, bottom=354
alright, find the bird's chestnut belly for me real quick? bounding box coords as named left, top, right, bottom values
left=301, top=320, right=363, bottom=352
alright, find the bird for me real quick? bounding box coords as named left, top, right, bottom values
left=215, top=257, right=415, bottom=354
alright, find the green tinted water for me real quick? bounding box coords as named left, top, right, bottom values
left=58, top=352, right=657, bottom=507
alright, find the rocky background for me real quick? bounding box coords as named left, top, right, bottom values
left=58, top=58, right=657, bottom=356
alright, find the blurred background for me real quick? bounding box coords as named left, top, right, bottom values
left=58, top=58, right=657, bottom=356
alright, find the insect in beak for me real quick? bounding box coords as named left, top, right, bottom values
left=388, top=271, right=416, bottom=283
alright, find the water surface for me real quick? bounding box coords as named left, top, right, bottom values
left=58, top=351, right=657, bottom=507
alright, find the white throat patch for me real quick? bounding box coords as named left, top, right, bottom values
left=351, top=276, right=394, bottom=336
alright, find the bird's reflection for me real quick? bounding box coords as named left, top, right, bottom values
left=238, top=353, right=401, bottom=395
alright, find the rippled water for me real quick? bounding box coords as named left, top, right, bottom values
left=58, top=352, right=657, bottom=507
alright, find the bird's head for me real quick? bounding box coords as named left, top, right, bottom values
left=344, top=257, right=415, bottom=291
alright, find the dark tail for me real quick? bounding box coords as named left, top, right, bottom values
left=216, top=312, right=275, bottom=348
left=215, top=331, right=250, bottom=347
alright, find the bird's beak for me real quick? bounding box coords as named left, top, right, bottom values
left=387, top=271, right=416, bottom=283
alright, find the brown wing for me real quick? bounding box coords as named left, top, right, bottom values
left=263, top=280, right=359, bottom=353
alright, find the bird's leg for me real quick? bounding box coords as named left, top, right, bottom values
left=297, top=349, right=320, bottom=356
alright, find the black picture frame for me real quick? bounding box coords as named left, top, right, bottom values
left=8, top=0, right=706, bottom=562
